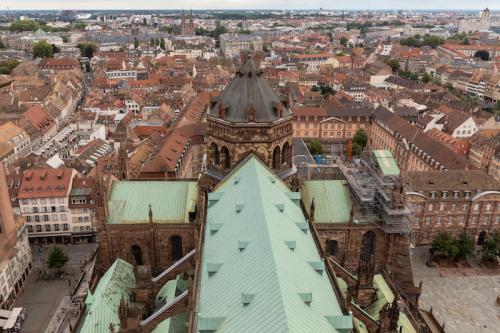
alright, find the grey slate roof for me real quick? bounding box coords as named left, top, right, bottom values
left=209, top=58, right=291, bottom=123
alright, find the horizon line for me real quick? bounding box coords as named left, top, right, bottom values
left=2, top=8, right=499, bottom=11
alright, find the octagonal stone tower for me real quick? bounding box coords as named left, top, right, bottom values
left=207, top=57, right=293, bottom=177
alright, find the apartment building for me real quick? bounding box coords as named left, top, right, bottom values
left=219, top=33, right=263, bottom=58
left=468, top=132, right=500, bottom=171
left=404, top=170, right=500, bottom=246
left=18, top=168, right=81, bottom=244
left=68, top=178, right=96, bottom=243
left=371, top=107, right=466, bottom=171
left=0, top=122, right=31, bottom=166
left=292, top=106, right=371, bottom=155
left=0, top=165, right=32, bottom=309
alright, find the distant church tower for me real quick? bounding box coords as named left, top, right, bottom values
left=179, top=10, right=195, bottom=35
left=206, top=57, right=294, bottom=179
left=481, top=8, right=491, bottom=24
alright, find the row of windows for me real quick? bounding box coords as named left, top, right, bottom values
left=295, top=116, right=366, bottom=122
left=21, top=198, right=65, bottom=205
left=294, top=123, right=362, bottom=130
left=25, top=214, right=67, bottom=222
left=420, top=202, right=496, bottom=212
left=414, top=215, right=500, bottom=226
left=23, top=206, right=66, bottom=214
left=72, top=216, right=90, bottom=223
left=297, top=131, right=355, bottom=138
left=27, top=224, right=69, bottom=232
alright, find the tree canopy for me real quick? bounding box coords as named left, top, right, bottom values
left=308, top=139, right=324, bottom=156
left=32, top=40, right=54, bottom=59
left=474, top=50, right=490, bottom=61
left=353, top=129, right=368, bottom=150
left=481, top=232, right=500, bottom=263
left=77, top=42, right=97, bottom=58
left=47, top=246, right=69, bottom=270
left=400, top=34, right=444, bottom=49
left=432, top=232, right=459, bottom=260
left=0, top=60, right=19, bottom=75
left=385, top=58, right=400, bottom=73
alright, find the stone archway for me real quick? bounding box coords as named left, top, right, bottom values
left=272, top=146, right=281, bottom=169
left=220, top=146, right=231, bottom=170
left=131, top=245, right=143, bottom=266
left=171, top=235, right=183, bottom=260
left=282, top=141, right=292, bottom=167
left=210, top=142, right=220, bottom=166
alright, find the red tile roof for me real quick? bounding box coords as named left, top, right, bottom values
left=18, top=168, right=74, bottom=199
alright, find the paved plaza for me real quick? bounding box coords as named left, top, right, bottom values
left=15, top=243, right=97, bottom=333
left=411, top=247, right=500, bottom=333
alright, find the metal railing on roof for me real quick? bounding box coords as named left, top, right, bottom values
left=152, top=249, right=196, bottom=283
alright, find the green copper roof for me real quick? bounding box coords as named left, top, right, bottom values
left=198, top=155, right=349, bottom=332
left=107, top=181, right=198, bottom=224
left=302, top=181, right=352, bottom=223
left=79, top=259, right=135, bottom=333
left=373, top=150, right=400, bottom=177
left=153, top=275, right=189, bottom=333
left=365, top=275, right=416, bottom=333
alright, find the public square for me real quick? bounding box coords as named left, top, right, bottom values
left=14, top=243, right=97, bottom=333
left=411, top=247, right=500, bottom=333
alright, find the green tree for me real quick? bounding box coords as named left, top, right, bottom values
left=352, top=129, right=368, bottom=150
left=73, top=21, right=87, bottom=30
left=160, top=38, right=165, bottom=50
left=462, top=37, right=469, bottom=45
left=421, top=34, right=444, bottom=49
left=32, top=40, right=54, bottom=59
left=474, top=50, right=490, bottom=61
left=51, top=44, right=60, bottom=54
left=0, top=40, right=5, bottom=49
left=47, top=246, right=69, bottom=271
left=352, top=142, right=362, bottom=157
left=77, top=42, right=97, bottom=58
left=422, top=72, right=432, bottom=83
left=150, top=37, right=155, bottom=46
left=385, top=58, right=400, bottom=73
left=308, top=139, right=324, bottom=155
left=455, top=232, right=475, bottom=260
left=339, top=36, right=348, bottom=46
left=319, top=85, right=335, bottom=97
left=400, top=36, right=420, bottom=47
left=10, top=20, right=40, bottom=32
left=481, top=232, right=500, bottom=263
left=134, top=37, right=139, bottom=49
left=432, top=232, right=459, bottom=260
left=0, top=60, right=19, bottom=75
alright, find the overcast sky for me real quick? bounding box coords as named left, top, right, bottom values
left=2, top=0, right=499, bottom=10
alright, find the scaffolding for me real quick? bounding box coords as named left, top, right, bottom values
left=338, top=153, right=411, bottom=234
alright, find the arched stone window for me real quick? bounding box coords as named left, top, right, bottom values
left=221, top=147, right=231, bottom=170
left=131, top=245, right=143, bottom=266
left=210, top=142, right=220, bottom=166
left=326, top=239, right=338, bottom=256
left=282, top=141, right=291, bottom=167
left=272, top=146, right=281, bottom=169
left=171, top=236, right=183, bottom=260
